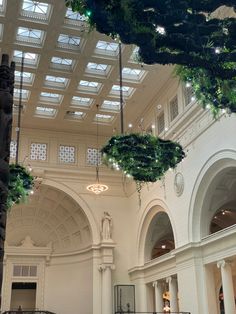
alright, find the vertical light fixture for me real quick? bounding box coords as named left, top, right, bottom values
left=86, top=104, right=108, bottom=194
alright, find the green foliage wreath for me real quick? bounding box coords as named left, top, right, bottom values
left=101, top=133, right=185, bottom=183
left=7, top=164, right=34, bottom=209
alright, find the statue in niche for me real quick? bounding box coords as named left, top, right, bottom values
left=101, top=211, right=112, bottom=241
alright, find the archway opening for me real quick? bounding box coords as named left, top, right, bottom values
left=210, top=202, right=236, bottom=234
left=197, top=165, right=236, bottom=239
left=145, top=211, right=175, bottom=262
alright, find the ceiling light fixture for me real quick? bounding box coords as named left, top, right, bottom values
left=86, top=104, right=108, bottom=194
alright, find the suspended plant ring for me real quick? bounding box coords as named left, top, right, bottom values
left=7, top=164, right=34, bottom=209
left=101, top=133, right=185, bottom=193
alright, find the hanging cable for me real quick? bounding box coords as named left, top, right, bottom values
left=119, top=41, right=124, bottom=134
left=15, top=52, right=24, bottom=165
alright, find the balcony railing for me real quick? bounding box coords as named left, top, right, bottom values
left=115, top=312, right=190, bottom=314
left=2, top=311, right=56, bottom=314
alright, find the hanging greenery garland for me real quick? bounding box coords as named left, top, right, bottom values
left=65, top=0, right=236, bottom=114
left=7, top=164, right=34, bottom=209
left=101, top=133, right=185, bottom=183
left=176, top=65, right=236, bottom=116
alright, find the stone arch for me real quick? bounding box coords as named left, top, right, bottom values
left=137, top=199, right=176, bottom=265
left=189, top=150, right=236, bottom=242
left=6, top=179, right=100, bottom=253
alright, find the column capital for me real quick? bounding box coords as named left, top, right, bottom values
left=217, top=259, right=232, bottom=269
left=152, top=281, right=157, bottom=287
left=98, top=264, right=115, bottom=272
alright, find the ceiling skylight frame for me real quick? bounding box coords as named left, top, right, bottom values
left=101, top=100, right=120, bottom=112
left=50, top=56, right=75, bottom=71
left=65, top=110, right=86, bottom=120
left=16, top=26, right=45, bottom=46
left=14, top=88, right=30, bottom=101
left=85, top=62, right=111, bottom=77
left=129, top=46, right=140, bottom=63
left=71, top=96, right=93, bottom=108
left=35, top=106, right=57, bottom=118
left=122, top=67, right=146, bottom=82
left=78, top=80, right=102, bottom=94
left=110, top=85, right=135, bottom=98
left=21, top=0, right=51, bottom=22
left=40, top=92, right=63, bottom=104
left=57, top=34, right=82, bottom=51
left=94, top=113, right=114, bottom=124
left=64, top=8, right=89, bottom=30
left=0, top=0, right=6, bottom=16
left=44, top=75, right=69, bottom=89
left=14, top=70, right=35, bottom=85
left=13, top=50, right=40, bottom=67
left=94, top=40, right=119, bottom=57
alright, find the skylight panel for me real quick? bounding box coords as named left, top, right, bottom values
left=0, top=0, right=6, bottom=15
left=65, top=8, right=86, bottom=21
left=22, top=0, right=49, bottom=14
left=16, top=27, right=44, bottom=45
left=71, top=96, right=93, bottom=107
left=57, top=34, right=81, bottom=50
left=14, top=71, right=34, bottom=84
left=87, top=62, right=108, bottom=71
left=35, top=106, right=56, bottom=117
left=95, top=113, right=114, bottom=123
left=51, top=57, right=73, bottom=66
left=66, top=110, right=85, bottom=119
left=78, top=80, right=101, bottom=94
left=101, top=100, right=120, bottom=111
left=110, top=85, right=134, bottom=97
left=13, top=50, right=39, bottom=66
left=45, top=75, right=68, bottom=88
left=40, top=92, right=62, bottom=103
left=45, top=75, right=66, bottom=83
left=130, top=46, right=140, bottom=62
left=79, top=80, right=98, bottom=88
left=17, top=27, right=42, bottom=39
left=95, top=40, right=119, bottom=56
left=122, top=67, right=145, bottom=81
left=86, top=62, right=110, bottom=76
left=14, top=89, right=30, bottom=100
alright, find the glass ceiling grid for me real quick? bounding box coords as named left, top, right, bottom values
left=0, top=0, right=157, bottom=132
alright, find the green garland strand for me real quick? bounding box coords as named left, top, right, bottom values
left=176, top=65, right=236, bottom=116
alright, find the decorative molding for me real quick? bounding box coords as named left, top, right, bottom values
left=174, top=172, right=184, bottom=196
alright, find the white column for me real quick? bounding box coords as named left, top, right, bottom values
left=136, top=279, right=148, bottom=312
left=204, top=264, right=218, bottom=314
left=153, top=281, right=163, bottom=312
left=101, top=265, right=113, bottom=314
left=166, top=276, right=179, bottom=312
left=217, top=260, right=236, bottom=314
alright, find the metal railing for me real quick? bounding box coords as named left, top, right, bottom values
left=2, top=311, right=56, bottom=314
left=115, top=312, right=190, bottom=314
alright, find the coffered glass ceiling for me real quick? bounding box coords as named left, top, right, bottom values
left=1, top=0, right=172, bottom=136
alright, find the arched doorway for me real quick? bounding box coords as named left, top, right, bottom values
left=3, top=184, right=94, bottom=314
